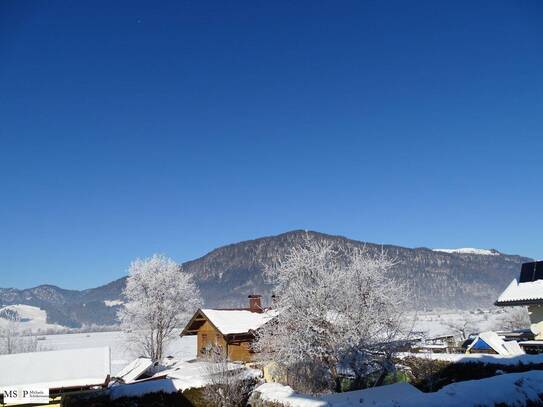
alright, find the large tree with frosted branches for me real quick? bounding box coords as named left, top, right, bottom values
left=118, top=254, right=202, bottom=361
left=255, top=236, right=409, bottom=393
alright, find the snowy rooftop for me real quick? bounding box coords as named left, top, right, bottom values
left=466, top=331, right=524, bottom=356
left=0, top=347, right=110, bottom=390
left=202, top=308, right=276, bottom=335
left=115, top=357, right=154, bottom=382
left=496, top=278, right=543, bottom=305
left=184, top=308, right=277, bottom=336
left=109, top=359, right=261, bottom=399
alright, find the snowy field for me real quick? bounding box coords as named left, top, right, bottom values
left=410, top=308, right=508, bottom=338
left=0, top=304, right=64, bottom=331
left=1, top=303, right=512, bottom=341
left=2, top=305, right=515, bottom=376
left=36, top=331, right=197, bottom=375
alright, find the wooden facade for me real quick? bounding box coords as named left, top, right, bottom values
left=182, top=310, right=257, bottom=362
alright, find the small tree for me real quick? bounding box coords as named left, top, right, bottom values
left=496, top=307, right=530, bottom=331
left=0, top=321, right=39, bottom=355
left=255, top=236, right=409, bottom=393
left=118, top=254, right=202, bottom=361
left=202, top=345, right=255, bottom=407
left=445, top=317, right=478, bottom=341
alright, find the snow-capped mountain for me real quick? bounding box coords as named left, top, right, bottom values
left=0, top=230, right=532, bottom=328
left=432, top=248, right=500, bottom=256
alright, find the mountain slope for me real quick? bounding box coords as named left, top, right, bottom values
left=0, top=230, right=531, bottom=328
left=183, top=230, right=531, bottom=309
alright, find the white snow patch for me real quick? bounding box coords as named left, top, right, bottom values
left=255, top=371, right=543, bottom=406
left=0, top=304, right=63, bottom=332
left=324, top=383, right=423, bottom=406
left=254, top=383, right=327, bottom=406
left=399, top=351, right=543, bottom=366
left=39, top=331, right=197, bottom=375
left=104, top=300, right=123, bottom=307
left=255, top=383, right=423, bottom=407
left=0, top=347, right=110, bottom=389
left=433, top=248, right=499, bottom=256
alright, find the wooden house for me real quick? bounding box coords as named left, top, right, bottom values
left=180, top=295, right=276, bottom=362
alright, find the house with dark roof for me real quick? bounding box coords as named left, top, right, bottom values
left=180, top=295, right=276, bottom=362
left=496, top=261, right=543, bottom=340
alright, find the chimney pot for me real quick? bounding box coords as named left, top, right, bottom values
left=248, top=294, right=262, bottom=313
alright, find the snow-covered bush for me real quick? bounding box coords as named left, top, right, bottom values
left=255, top=236, right=410, bottom=393
left=202, top=345, right=258, bottom=407
left=118, top=254, right=202, bottom=361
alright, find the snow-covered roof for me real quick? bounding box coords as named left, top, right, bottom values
left=109, top=359, right=261, bottom=399
left=183, top=308, right=276, bottom=336
left=467, top=331, right=524, bottom=356
left=496, top=278, right=543, bottom=305
left=201, top=309, right=276, bottom=335
left=0, top=347, right=110, bottom=390
left=115, top=357, right=154, bottom=383
left=433, top=248, right=499, bottom=256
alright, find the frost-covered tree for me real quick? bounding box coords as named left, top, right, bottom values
left=0, top=321, right=39, bottom=355
left=496, top=307, right=530, bottom=331
left=118, top=254, right=202, bottom=361
left=445, top=317, right=478, bottom=341
left=255, top=237, right=409, bottom=393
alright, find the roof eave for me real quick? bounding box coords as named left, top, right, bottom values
left=495, top=299, right=543, bottom=306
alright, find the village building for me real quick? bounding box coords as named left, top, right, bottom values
left=466, top=331, right=524, bottom=356
left=496, top=261, right=543, bottom=338
left=180, top=294, right=276, bottom=362
left=0, top=347, right=111, bottom=405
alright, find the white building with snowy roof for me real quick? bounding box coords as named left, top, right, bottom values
left=496, top=261, right=543, bottom=341
left=0, top=347, right=111, bottom=397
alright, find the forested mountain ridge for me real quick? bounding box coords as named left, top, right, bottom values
left=0, top=230, right=530, bottom=327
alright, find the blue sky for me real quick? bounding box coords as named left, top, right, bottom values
left=1, top=1, right=542, bottom=289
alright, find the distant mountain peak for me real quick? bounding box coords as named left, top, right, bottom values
left=432, top=248, right=500, bottom=256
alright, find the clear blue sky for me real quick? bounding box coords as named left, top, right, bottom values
left=1, top=1, right=542, bottom=289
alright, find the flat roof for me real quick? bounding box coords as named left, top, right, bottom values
left=0, top=347, right=110, bottom=390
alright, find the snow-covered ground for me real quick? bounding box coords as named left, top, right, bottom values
left=410, top=308, right=507, bottom=338
left=399, top=351, right=543, bottom=365
left=0, top=303, right=509, bottom=341
left=254, top=371, right=543, bottom=406
left=38, top=331, right=197, bottom=375
left=0, top=304, right=64, bottom=331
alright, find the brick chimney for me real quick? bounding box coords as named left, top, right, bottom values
left=248, top=294, right=262, bottom=313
